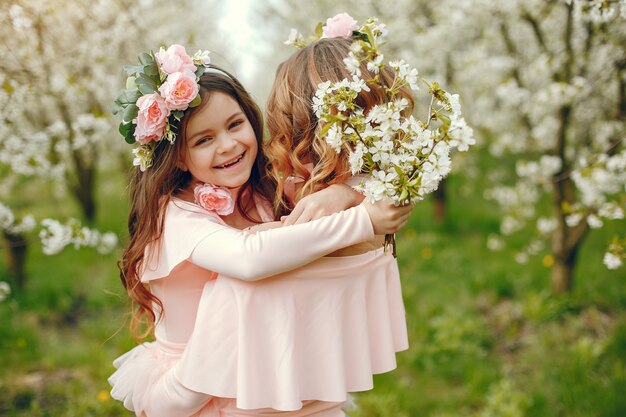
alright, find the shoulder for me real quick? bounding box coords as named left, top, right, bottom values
left=165, top=198, right=225, bottom=225
left=141, top=199, right=224, bottom=282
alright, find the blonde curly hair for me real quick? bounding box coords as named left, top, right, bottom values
left=265, top=36, right=413, bottom=212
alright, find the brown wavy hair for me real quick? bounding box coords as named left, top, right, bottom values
left=265, top=36, right=414, bottom=212
left=119, top=68, right=275, bottom=340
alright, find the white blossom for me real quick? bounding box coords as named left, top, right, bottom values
left=39, top=219, right=74, bottom=255
left=0, top=204, right=15, bottom=230
left=487, top=234, right=505, bottom=251
left=586, top=214, right=603, bottom=229
left=444, top=92, right=461, bottom=115
left=39, top=218, right=118, bottom=256
left=192, top=49, right=211, bottom=66
left=325, top=124, right=344, bottom=153
left=515, top=252, right=529, bottom=264
left=132, top=145, right=155, bottom=172
left=343, top=52, right=361, bottom=77
left=448, top=115, right=475, bottom=152
left=537, top=217, right=558, bottom=235
left=598, top=202, right=625, bottom=220
left=0, top=281, right=11, bottom=302
left=0, top=203, right=37, bottom=235
left=565, top=213, right=583, bottom=227
left=603, top=252, right=622, bottom=270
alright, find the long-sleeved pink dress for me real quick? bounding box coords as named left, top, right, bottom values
left=109, top=197, right=407, bottom=417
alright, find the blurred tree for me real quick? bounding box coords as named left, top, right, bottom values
left=256, top=0, right=626, bottom=292
left=0, top=0, right=220, bottom=222
left=473, top=0, right=626, bottom=292
left=0, top=0, right=222, bottom=290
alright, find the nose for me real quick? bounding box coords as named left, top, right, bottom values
left=215, top=132, right=237, bottom=154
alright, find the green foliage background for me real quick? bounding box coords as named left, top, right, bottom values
left=1, top=160, right=625, bottom=417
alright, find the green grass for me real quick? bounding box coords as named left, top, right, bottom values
left=1, top=165, right=624, bottom=416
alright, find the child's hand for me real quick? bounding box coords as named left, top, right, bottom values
left=282, top=184, right=364, bottom=225
left=362, top=200, right=413, bottom=235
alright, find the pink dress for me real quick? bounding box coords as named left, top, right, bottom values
left=109, top=198, right=407, bottom=417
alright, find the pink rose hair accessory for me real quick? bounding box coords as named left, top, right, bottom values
left=112, top=44, right=213, bottom=171
left=194, top=183, right=235, bottom=216
left=155, top=44, right=197, bottom=75
left=323, top=13, right=358, bottom=38
left=284, top=13, right=374, bottom=49
left=134, top=93, right=170, bottom=144
left=158, top=71, right=200, bottom=110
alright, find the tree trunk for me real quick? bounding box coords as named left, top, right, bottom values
left=3, top=231, right=28, bottom=291
left=551, top=241, right=577, bottom=294
left=433, top=180, right=447, bottom=224
left=72, top=151, right=96, bottom=223
left=57, top=100, right=98, bottom=223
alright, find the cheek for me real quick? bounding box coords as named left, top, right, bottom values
left=248, top=139, right=258, bottom=161
left=244, top=126, right=259, bottom=159
left=185, top=148, right=212, bottom=173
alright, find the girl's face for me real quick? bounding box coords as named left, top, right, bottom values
left=181, top=91, right=258, bottom=189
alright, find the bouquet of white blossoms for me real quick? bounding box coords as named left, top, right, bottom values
left=311, top=16, right=476, bottom=207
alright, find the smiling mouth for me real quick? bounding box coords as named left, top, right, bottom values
left=214, top=151, right=245, bottom=169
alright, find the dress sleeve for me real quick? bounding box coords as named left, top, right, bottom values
left=142, top=200, right=374, bottom=282
left=189, top=203, right=375, bottom=281
left=140, top=201, right=224, bottom=282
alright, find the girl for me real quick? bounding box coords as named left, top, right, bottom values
left=123, top=36, right=415, bottom=416
left=266, top=36, right=414, bottom=219
left=110, top=53, right=411, bottom=416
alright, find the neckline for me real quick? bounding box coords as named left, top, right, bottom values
left=170, top=195, right=274, bottom=224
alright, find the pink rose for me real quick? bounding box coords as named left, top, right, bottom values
left=134, top=93, right=169, bottom=144
left=194, top=183, right=235, bottom=216
left=322, top=13, right=358, bottom=38
left=155, top=44, right=196, bottom=75
left=158, top=71, right=199, bottom=111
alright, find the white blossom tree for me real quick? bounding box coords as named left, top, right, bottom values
left=0, top=0, right=223, bottom=290
left=471, top=0, right=626, bottom=292
left=0, top=0, right=221, bottom=221
left=256, top=0, right=626, bottom=292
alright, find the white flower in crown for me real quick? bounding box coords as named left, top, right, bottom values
left=192, top=50, right=212, bottom=67
left=343, top=52, right=361, bottom=77
left=284, top=28, right=304, bottom=46
left=132, top=145, right=155, bottom=172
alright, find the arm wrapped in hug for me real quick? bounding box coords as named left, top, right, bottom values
left=141, top=200, right=374, bottom=282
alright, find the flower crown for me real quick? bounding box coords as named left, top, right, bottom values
left=111, top=44, right=212, bottom=171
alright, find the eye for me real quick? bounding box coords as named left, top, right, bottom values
left=229, top=119, right=244, bottom=129
left=195, top=136, right=213, bottom=146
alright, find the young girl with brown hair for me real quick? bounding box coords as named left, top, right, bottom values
left=109, top=44, right=411, bottom=417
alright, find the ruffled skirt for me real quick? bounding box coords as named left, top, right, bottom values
left=177, top=247, right=408, bottom=411
left=108, top=340, right=345, bottom=417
